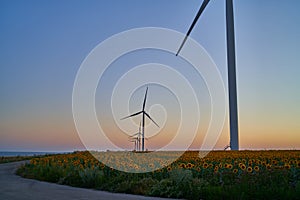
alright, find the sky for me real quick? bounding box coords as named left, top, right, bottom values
left=0, top=0, right=300, bottom=152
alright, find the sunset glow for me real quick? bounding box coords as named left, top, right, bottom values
left=1, top=0, right=299, bottom=151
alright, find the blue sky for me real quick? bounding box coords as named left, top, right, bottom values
left=0, top=0, right=300, bottom=151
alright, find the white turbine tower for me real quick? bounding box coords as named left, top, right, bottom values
left=176, top=0, right=239, bottom=150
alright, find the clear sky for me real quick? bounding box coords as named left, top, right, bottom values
left=0, top=0, right=299, bottom=151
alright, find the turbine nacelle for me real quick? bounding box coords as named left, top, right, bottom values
left=121, top=111, right=159, bottom=128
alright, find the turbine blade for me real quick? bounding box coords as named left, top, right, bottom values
left=176, top=0, right=210, bottom=56
left=142, top=87, right=148, bottom=111
left=120, top=111, right=143, bottom=120
left=129, top=133, right=139, bottom=137
left=144, top=112, right=159, bottom=128
left=176, top=35, right=188, bottom=57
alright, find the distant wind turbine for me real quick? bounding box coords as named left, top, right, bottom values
left=128, top=122, right=142, bottom=151
left=129, top=138, right=138, bottom=151
left=121, top=87, right=159, bottom=152
left=176, top=0, right=239, bottom=150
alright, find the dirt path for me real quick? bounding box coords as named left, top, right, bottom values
left=0, top=161, right=178, bottom=200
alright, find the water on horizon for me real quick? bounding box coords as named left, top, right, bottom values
left=0, top=151, right=66, bottom=157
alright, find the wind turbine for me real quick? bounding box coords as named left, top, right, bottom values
left=121, top=87, right=159, bottom=152
left=129, top=135, right=148, bottom=152
left=176, top=0, right=239, bottom=150
left=128, top=122, right=142, bottom=151
left=129, top=138, right=138, bottom=151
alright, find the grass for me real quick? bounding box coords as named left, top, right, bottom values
left=16, top=150, right=300, bottom=200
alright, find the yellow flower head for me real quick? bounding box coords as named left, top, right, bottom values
left=247, top=166, right=253, bottom=173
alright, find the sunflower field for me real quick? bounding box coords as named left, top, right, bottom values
left=17, top=150, right=300, bottom=199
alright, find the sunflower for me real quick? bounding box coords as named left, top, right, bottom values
left=247, top=166, right=253, bottom=173
left=257, top=160, right=262, bottom=165
left=239, top=163, right=246, bottom=170
left=167, top=166, right=172, bottom=171
left=214, top=166, right=219, bottom=172
left=156, top=168, right=163, bottom=172
left=254, top=166, right=259, bottom=172
left=203, top=163, right=208, bottom=169
left=284, top=164, right=291, bottom=170
left=233, top=168, right=238, bottom=173
left=186, top=163, right=194, bottom=169
left=272, top=160, right=277, bottom=165
left=179, top=163, right=186, bottom=168
left=148, top=163, right=154, bottom=168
